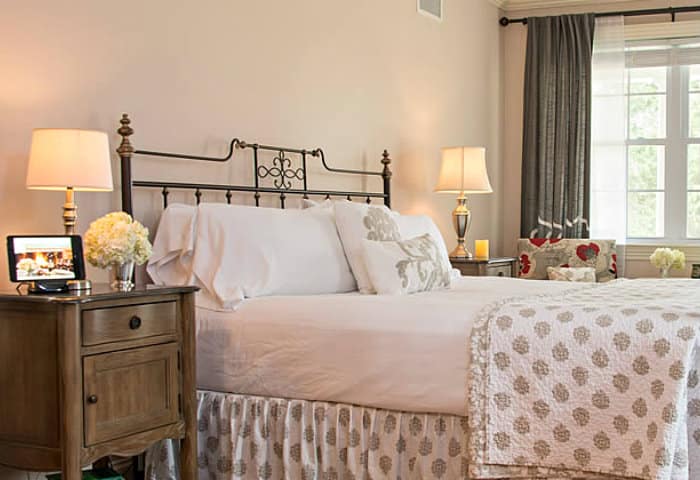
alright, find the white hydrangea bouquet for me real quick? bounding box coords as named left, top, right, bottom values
left=84, top=212, right=152, bottom=289
left=649, top=247, right=686, bottom=278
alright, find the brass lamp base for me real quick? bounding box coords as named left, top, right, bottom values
left=63, top=187, right=77, bottom=235
left=449, top=192, right=472, bottom=259
left=67, top=279, right=92, bottom=291
left=450, top=242, right=472, bottom=259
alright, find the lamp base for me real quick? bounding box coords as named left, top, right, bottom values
left=449, top=243, right=473, bottom=259
left=63, top=187, right=77, bottom=235
left=67, top=279, right=92, bottom=291
left=451, top=193, right=472, bottom=259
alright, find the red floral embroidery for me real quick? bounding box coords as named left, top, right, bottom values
left=610, top=253, right=618, bottom=276
left=576, top=243, right=600, bottom=261
left=529, top=238, right=561, bottom=249
left=519, top=254, right=531, bottom=275
left=529, top=238, right=548, bottom=248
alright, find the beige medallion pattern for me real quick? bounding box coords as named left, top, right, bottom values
left=469, top=279, right=700, bottom=480
left=146, top=391, right=470, bottom=479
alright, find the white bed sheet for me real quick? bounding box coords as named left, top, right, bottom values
left=196, top=276, right=579, bottom=416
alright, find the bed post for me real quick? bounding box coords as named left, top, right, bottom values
left=381, top=150, right=392, bottom=208
left=117, top=114, right=135, bottom=215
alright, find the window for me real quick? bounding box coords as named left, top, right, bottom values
left=625, top=40, right=700, bottom=241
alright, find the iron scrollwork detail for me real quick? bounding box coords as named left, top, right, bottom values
left=256, top=150, right=305, bottom=190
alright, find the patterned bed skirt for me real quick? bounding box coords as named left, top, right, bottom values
left=146, top=390, right=469, bottom=479
left=145, top=391, right=631, bottom=479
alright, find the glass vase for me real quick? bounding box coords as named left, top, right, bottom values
left=660, top=267, right=670, bottom=278
left=111, top=261, right=135, bottom=291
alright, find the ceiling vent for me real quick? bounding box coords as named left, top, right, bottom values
left=418, top=0, right=443, bottom=21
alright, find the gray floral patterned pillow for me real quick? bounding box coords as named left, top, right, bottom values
left=362, top=234, right=451, bottom=295
left=334, top=202, right=401, bottom=293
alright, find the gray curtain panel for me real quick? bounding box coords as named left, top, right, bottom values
left=520, top=14, right=595, bottom=239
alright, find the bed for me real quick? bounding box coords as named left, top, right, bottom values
left=115, top=115, right=700, bottom=480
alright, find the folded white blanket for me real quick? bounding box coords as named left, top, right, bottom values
left=469, top=279, right=700, bottom=480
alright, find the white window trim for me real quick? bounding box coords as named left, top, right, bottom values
left=624, top=42, right=700, bottom=243
left=624, top=243, right=700, bottom=262
left=625, top=21, right=700, bottom=42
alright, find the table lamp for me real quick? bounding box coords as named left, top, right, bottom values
left=26, top=129, right=113, bottom=235
left=434, top=146, right=492, bottom=258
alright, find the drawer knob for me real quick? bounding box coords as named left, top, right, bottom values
left=87, top=395, right=98, bottom=404
left=129, top=316, right=142, bottom=330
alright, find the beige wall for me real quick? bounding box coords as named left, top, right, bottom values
left=499, top=0, right=700, bottom=277
left=0, top=0, right=504, bottom=295
left=0, top=1, right=501, bottom=477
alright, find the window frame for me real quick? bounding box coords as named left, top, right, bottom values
left=687, top=65, right=700, bottom=239
left=624, top=43, right=700, bottom=243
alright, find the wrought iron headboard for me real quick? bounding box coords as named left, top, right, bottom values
left=116, top=114, right=392, bottom=215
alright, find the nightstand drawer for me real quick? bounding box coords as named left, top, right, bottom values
left=485, top=264, right=514, bottom=277
left=82, top=301, right=177, bottom=346
left=450, top=256, right=517, bottom=278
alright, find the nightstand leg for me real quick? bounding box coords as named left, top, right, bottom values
left=180, top=293, right=198, bottom=479
left=58, top=304, right=83, bottom=480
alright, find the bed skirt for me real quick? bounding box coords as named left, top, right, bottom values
left=146, top=390, right=469, bottom=479
left=145, top=391, right=633, bottom=479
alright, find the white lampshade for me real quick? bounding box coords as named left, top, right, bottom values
left=26, top=129, right=113, bottom=191
left=434, top=146, right=492, bottom=194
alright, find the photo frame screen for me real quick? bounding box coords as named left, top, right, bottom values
left=7, top=236, right=85, bottom=282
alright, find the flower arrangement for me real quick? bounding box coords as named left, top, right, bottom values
left=84, top=212, right=152, bottom=269
left=16, top=258, right=38, bottom=275
left=649, top=248, right=686, bottom=278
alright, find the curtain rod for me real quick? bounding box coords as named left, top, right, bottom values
left=499, top=5, right=700, bottom=26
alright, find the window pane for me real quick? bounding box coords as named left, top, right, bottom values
left=629, top=67, right=667, bottom=94
left=691, top=65, right=700, bottom=92
left=628, top=192, right=664, bottom=238
left=690, top=145, right=700, bottom=190
left=689, top=193, right=700, bottom=238
left=691, top=93, right=700, bottom=138
left=628, top=145, right=664, bottom=190
left=629, top=95, right=666, bottom=139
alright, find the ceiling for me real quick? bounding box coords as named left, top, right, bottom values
left=492, top=0, right=645, bottom=12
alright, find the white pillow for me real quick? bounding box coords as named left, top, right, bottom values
left=302, top=198, right=332, bottom=209
left=334, top=201, right=401, bottom=293
left=191, top=203, right=356, bottom=309
left=394, top=214, right=451, bottom=271
left=147, top=204, right=198, bottom=286
left=547, top=266, right=597, bottom=282
left=362, top=234, right=452, bottom=295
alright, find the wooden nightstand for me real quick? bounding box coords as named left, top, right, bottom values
left=0, top=284, right=198, bottom=480
left=450, top=256, right=518, bottom=278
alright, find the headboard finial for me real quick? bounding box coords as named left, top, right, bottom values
left=117, top=113, right=134, bottom=158
left=381, top=150, right=392, bottom=178
left=381, top=150, right=392, bottom=208
left=118, top=114, right=135, bottom=214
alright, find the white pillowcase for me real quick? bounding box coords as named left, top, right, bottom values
left=151, top=203, right=356, bottom=309
left=302, top=198, right=334, bottom=209
left=362, top=234, right=452, bottom=295
left=147, top=204, right=197, bottom=286
left=334, top=201, right=401, bottom=293
left=394, top=214, right=451, bottom=273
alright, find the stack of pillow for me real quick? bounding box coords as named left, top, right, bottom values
left=148, top=200, right=454, bottom=309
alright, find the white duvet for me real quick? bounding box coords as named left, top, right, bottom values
left=196, top=276, right=580, bottom=416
